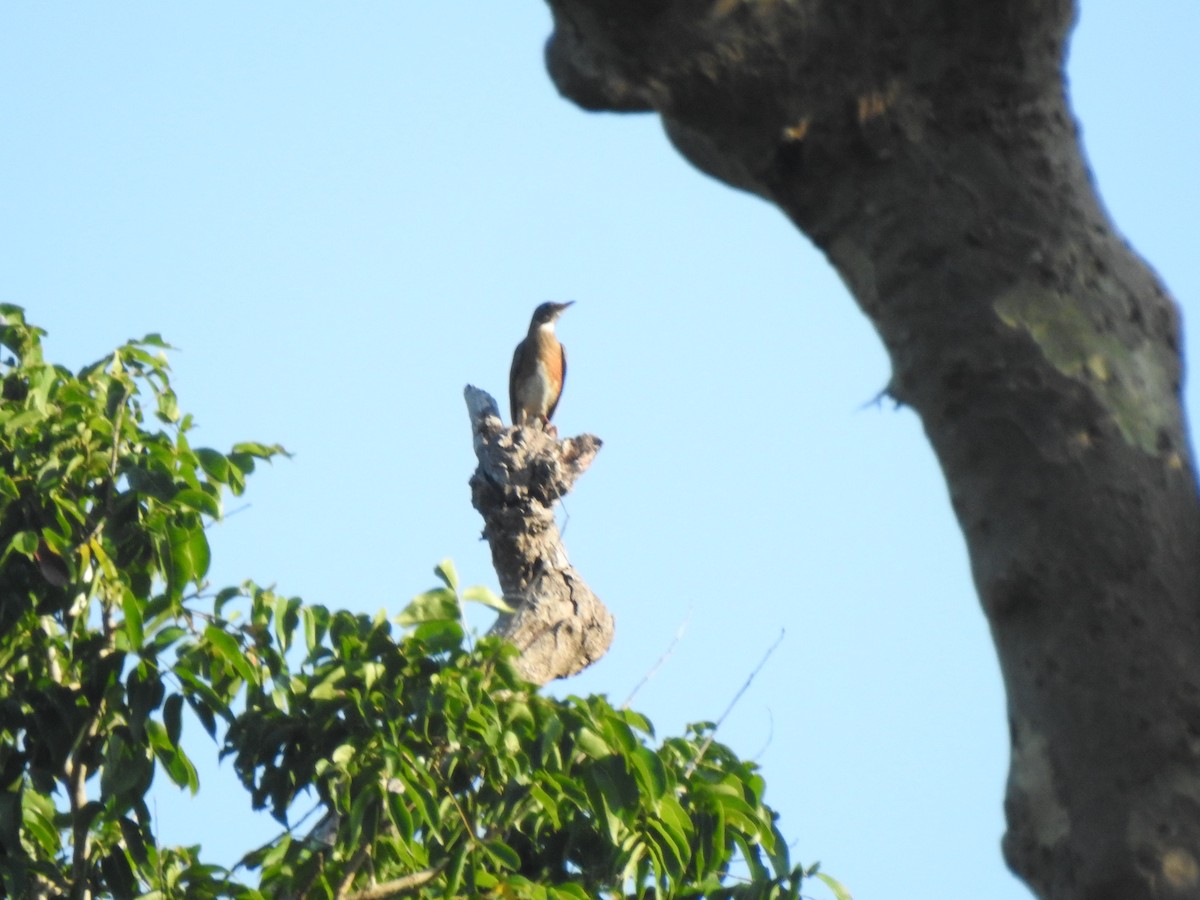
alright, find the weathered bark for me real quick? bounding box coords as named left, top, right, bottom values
left=464, top=385, right=612, bottom=685
left=541, top=2, right=1200, bottom=898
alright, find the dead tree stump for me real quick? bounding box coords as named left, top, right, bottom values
left=464, top=385, right=612, bottom=685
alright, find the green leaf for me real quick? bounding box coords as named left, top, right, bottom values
left=100, top=848, right=137, bottom=899
left=175, top=676, right=223, bottom=739
left=706, top=785, right=760, bottom=835
left=215, top=585, right=243, bottom=610
left=549, top=885, right=592, bottom=900
left=575, top=727, right=609, bottom=759
left=588, top=755, right=639, bottom=815
left=482, top=838, right=520, bottom=871
left=21, top=788, right=60, bottom=855
left=136, top=332, right=172, bottom=349
left=444, top=842, right=468, bottom=898
left=230, top=440, right=288, bottom=461
left=310, top=665, right=347, bottom=701
left=174, top=487, right=221, bottom=518
left=386, top=789, right=414, bottom=842
left=163, top=693, right=184, bottom=746
left=166, top=523, right=210, bottom=588
left=645, top=817, right=688, bottom=879
left=816, top=871, right=855, bottom=900
left=302, top=605, right=321, bottom=652
left=461, top=584, right=514, bottom=613
left=99, top=735, right=154, bottom=810
left=397, top=588, right=460, bottom=626
left=411, top=617, right=464, bottom=650
left=434, top=558, right=458, bottom=591
left=149, top=625, right=187, bottom=654
left=8, top=529, right=38, bottom=559
left=118, top=817, right=150, bottom=867
left=620, top=708, right=654, bottom=737
left=127, top=663, right=165, bottom=740
left=3, top=408, right=46, bottom=435
left=146, top=719, right=199, bottom=792
left=156, top=387, right=180, bottom=423
left=195, top=447, right=231, bottom=484
left=348, top=787, right=378, bottom=846
left=121, top=589, right=144, bottom=650
left=204, top=625, right=256, bottom=684
left=629, top=746, right=667, bottom=801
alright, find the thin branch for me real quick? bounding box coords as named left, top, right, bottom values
left=67, top=709, right=104, bottom=900
left=685, top=630, right=785, bottom=777
left=750, top=708, right=776, bottom=762
left=67, top=757, right=90, bottom=900
left=621, top=610, right=691, bottom=709
left=203, top=502, right=251, bottom=530
left=343, top=865, right=444, bottom=900
left=334, top=845, right=372, bottom=900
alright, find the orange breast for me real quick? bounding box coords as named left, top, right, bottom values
left=510, top=332, right=566, bottom=424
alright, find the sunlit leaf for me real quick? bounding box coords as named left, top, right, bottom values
left=461, top=584, right=514, bottom=613
left=816, top=871, right=855, bottom=900
left=121, top=588, right=144, bottom=650
left=204, top=625, right=256, bottom=684
left=434, top=558, right=458, bottom=591
left=174, top=487, right=221, bottom=518
left=397, top=588, right=459, bottom=626
left=146, top=719, right=199, bottom=793
left=445, top=842, right=468, bottom=898
left=483, top=838, right=520, bottom=871
left=195, top=447, right=231, bottom=484
left=21, top=789, right=59, bottom=855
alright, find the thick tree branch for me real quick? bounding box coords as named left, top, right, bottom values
left=539, top=3, right=1200, bottom=898
left=343, top=865, right=442, bottom=900
left=464, top=386, right=613, bottom=685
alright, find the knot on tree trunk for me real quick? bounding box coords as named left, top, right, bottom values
left=464, top=385, right=613, bottom=685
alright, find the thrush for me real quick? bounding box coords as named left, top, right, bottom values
left=509, top=301, right=573, bottom=427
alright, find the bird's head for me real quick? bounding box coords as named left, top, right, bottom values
left=530, top=301, right=574, bottom=330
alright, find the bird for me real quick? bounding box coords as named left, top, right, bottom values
left=509, top=301, right=573, bottom=428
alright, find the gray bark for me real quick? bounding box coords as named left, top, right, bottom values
left=541, top=2, right=1200, bottom=898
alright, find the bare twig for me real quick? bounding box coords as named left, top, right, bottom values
left=621, top=610, right=691, bottom=709
left=343, top=865, right=444, bottom=900
left=750, top=708, right=776, bottom=762
left=685, top=630, right=785, bottom=777
left=67, top=710, right=104, bottom=900
left=334, top=845, right=372, bottom=900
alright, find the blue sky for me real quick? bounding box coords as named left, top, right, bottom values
left=3, top=6, right=1198, bottom=899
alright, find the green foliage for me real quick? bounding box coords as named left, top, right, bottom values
left=0, top=306, right=284, bottom=898
left=0, top=308, right=824, bottom=899
left=223, top=573, right=803, bottom=899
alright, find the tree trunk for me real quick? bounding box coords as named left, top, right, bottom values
left=541, top=2, right=1200, bottom=897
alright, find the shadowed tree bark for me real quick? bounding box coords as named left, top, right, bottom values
left=541, top=2, right=1200, bottom=898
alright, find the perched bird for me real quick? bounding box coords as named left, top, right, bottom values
left=509, top=301, right=574, bottom=427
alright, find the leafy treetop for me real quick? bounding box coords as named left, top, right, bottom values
left=0, top=307, right=838, bottom=900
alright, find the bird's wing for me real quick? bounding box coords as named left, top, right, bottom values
left=509, top=341, right=523, bottom=424
left=546, top=343, right=566, bottom=422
